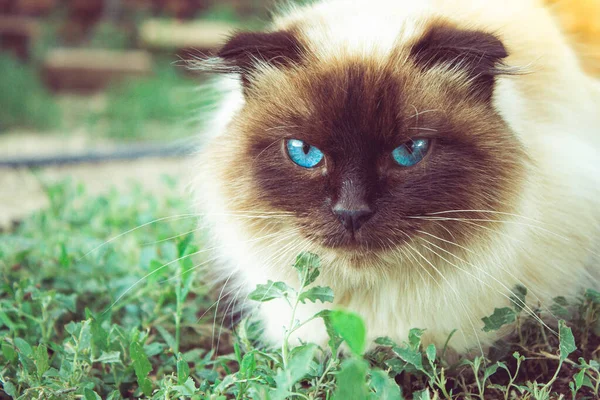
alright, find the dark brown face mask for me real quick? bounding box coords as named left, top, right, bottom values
left=203, top=21, right=526, bottom=253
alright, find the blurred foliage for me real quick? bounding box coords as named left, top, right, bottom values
left=0, top=53, right=216, bottom=140
left=0, top=1, right=260, bottom=139
left=196, top=3, right=243, bottom=23
left=0, top=53, right=61, bottom=132
left=89, top=22, right=132, bottom=50
left=86, top=63, right=219, bottom=140
left=30, top=14, right=64, bottom=64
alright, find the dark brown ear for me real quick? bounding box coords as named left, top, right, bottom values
left=217, top=30, right=305, bottom=86
left=410, top=23, right=509, bottom=100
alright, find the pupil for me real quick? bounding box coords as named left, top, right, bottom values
left=302, top=143, right=311, bottom=155
left=405, top=141, right=415, bottom=154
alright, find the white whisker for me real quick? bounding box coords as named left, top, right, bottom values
left=104, top=229, right=295, bottom=313
left=79, top=214, right=200, bottom=260
left=402, top=237, right=485, bottom=357
left=408, top=216, right=571, bottom=242
left=418, top=236, right=556, bottom=335
left=416, top=230, right=476, bottom=255
left=407, top=127, right=438, bottom=132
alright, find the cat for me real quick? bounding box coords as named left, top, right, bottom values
left=192, top=0, right=600, bottom=355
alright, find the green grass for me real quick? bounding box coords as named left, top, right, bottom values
left=85, top=63, right=218, bottom=141
left=1, top=179, right=599, bottom=399
left=0, top=54, right=62, bottom=132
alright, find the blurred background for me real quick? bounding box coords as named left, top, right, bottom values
left=0, top=0, right=273, bottom=227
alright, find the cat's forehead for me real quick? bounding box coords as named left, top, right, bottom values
left=226, top=17, right=509, bottom=146
left=273, top=0, right=433, bottom=57
left=242, top=58, right=455, bottom=147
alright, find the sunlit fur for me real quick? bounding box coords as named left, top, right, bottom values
left=192, top=0, right=600, bottom=355
left=544, top=0, right=600, bottom=76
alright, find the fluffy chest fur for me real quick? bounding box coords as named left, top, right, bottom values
left=193, top=0, right=600, bottom=354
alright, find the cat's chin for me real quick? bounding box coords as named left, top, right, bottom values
left=311, top=231, right=401, bottom=254
left=312, top=238, right=392, bottom=266
left=321, top=243, right=374, bottom=258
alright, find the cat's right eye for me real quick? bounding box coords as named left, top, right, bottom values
left=285, top=139, right=324, bottom=168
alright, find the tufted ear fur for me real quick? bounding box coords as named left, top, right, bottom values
left=214, top=30, right=305, bottom=88
left=410, top=23, right=510, bottom=100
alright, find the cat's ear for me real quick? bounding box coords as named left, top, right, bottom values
left=410, top=23, right=511, bottom=100
left=209, top=30, right=304, bottom=87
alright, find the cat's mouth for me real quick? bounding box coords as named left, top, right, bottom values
left=297, top=210, right=419, bottom=253
left=300, top=215, right=418, bottom=254
left=313, top=227, right=386, bottom=252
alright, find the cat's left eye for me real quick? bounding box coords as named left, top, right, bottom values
left=392, top=138, right=431, bottom=167
left=286, top=139, right=324, bottom=168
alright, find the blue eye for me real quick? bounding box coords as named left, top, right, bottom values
left=392, top=139, right=431, bottom=167
left=286, top=139, right=324, bottom=168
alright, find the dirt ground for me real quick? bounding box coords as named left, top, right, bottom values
left=0, top=131, right=193, bottom=228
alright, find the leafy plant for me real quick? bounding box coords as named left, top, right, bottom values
left=1, top=180, right=599, bottom=398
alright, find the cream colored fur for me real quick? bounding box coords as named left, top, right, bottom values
left=193, top=0, right=600, bottom=354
